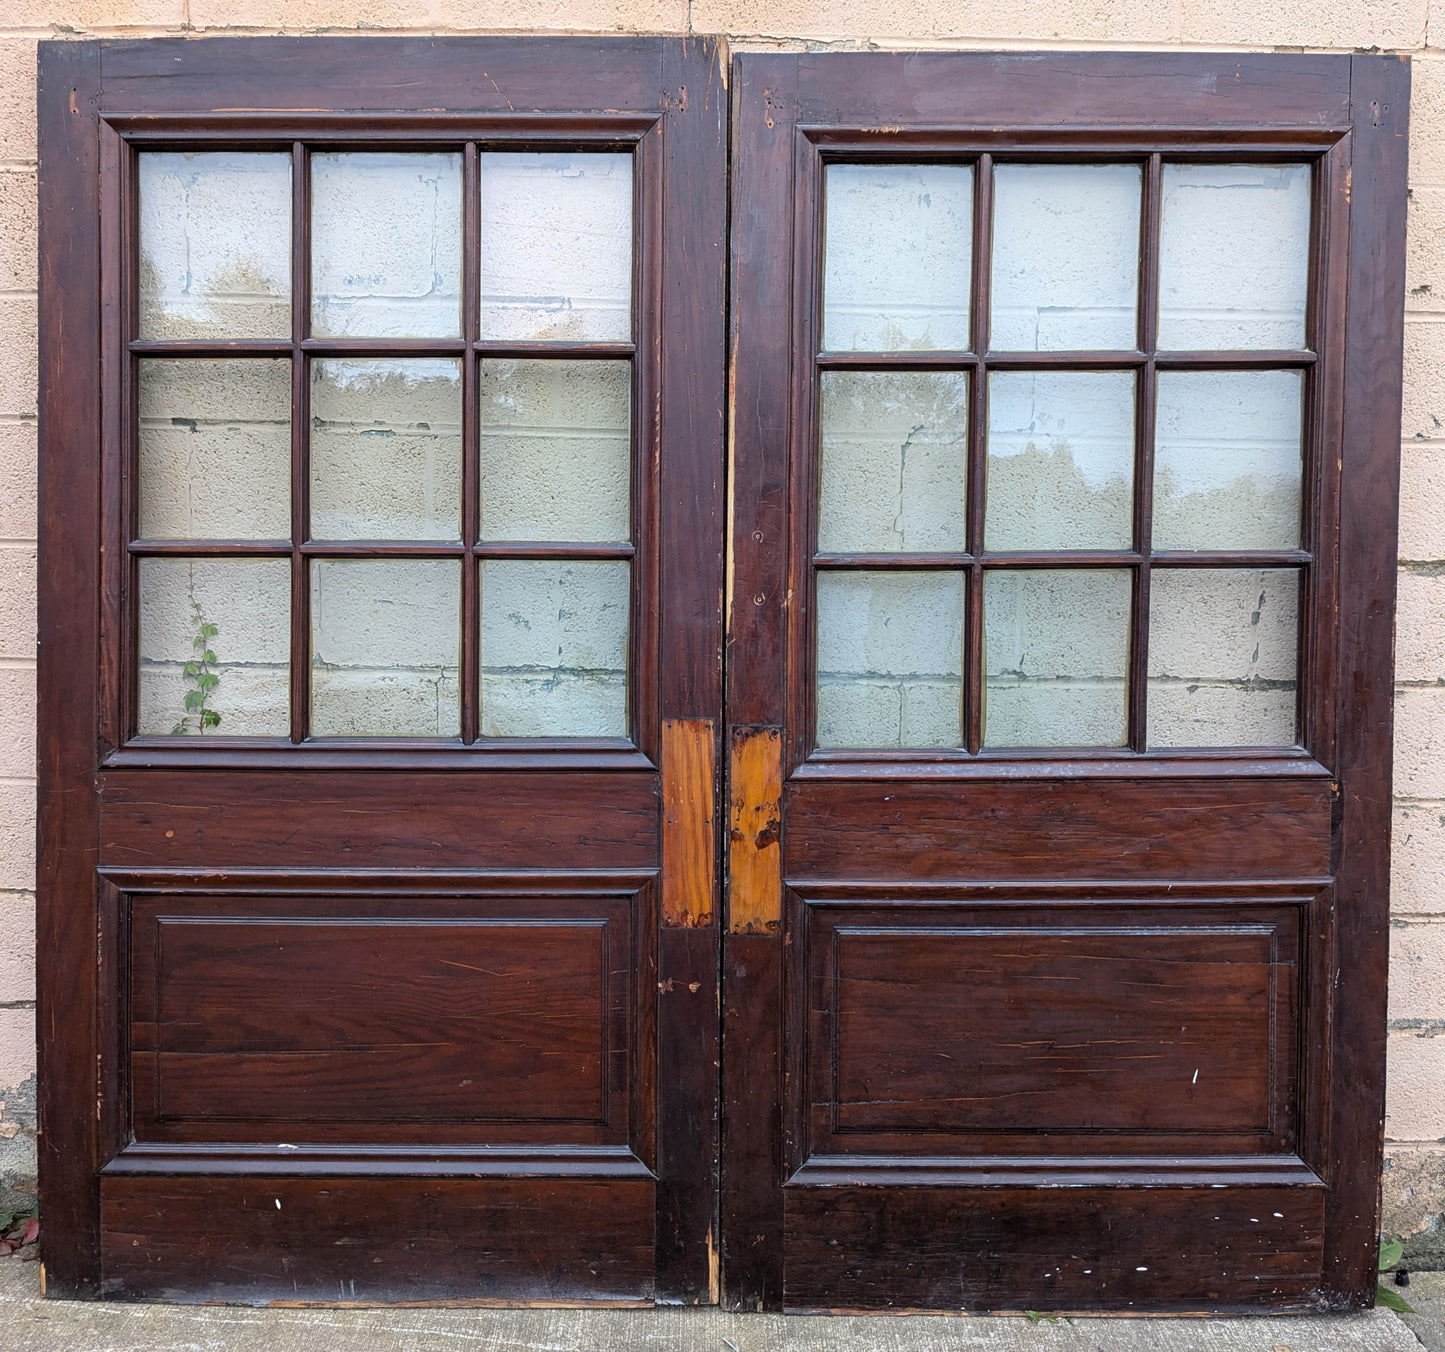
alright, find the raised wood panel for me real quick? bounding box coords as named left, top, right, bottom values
left=101, top=1175, right=655, bottom=1304
left=784, top=779, right=1332, bottom=881
left=810, top=907, right=1299, bottom=1146
left=100, top=771, right=660, bottom=870
left=782, top=1184, right=1327, bottom=1313
left=127, top=889, right=641, bottom=1147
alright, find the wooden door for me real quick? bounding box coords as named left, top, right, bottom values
left=37, top=36, right=725, bottom=1303
left=723, top=51, right=1407, bottom=1313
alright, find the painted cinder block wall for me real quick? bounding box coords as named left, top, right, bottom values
left=2, top=0, right=1444, bottom=1264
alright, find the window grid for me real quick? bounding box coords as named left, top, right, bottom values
left=125, top=140, right=640, bottom=746
left=810, top=150, right=1317, bottom=755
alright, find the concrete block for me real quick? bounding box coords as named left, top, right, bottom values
left=0, top=298, right=37, bottom=421
left=1409, top=187, right=1445, bottom=312
left=1398, top=569, right=1445, bottom=683
left=0, top=784, right=34, bottom=894
left=0, top=1009, right=31, bottom=1100
left=11, top=0, right=184, bottom=24
left=1177, top=0, right=1425, bottom=48
left=190, top=0, right=687, bottom=34
left=139, top=151, right=291, bottom=342
left=1396, top=687, right=1445, bottom=800
left=1393, top=798, right=1445, bottom=914
left=1387, top=1026, right=1445, bottom=1142
left=1414, top=54, right=1445, bottom=189
left=138, top=357, right=293, bottom=540
left=1383, top=1144, right=1445, bottom=1267
left=0, top=41, right=37, bottom=170
left=0, top=669, right=34, bottom=780
left=0, top=421, right=37, bottom=543
left=137, top=556, right=291, bottom=737
left=0, top=171, right=36, bottom=295
left=1401, top=442, right=1445, bottom=562
left=0, top=893, right=34, bottom=1006
left=1402, top=319, right=1445, bottom=443
left=690, top=0, right=1175, bottom=44
left=1390, top=918, right=1445, bottom=1022
left=0, top=546, right=36, bottom=663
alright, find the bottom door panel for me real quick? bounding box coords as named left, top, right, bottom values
left=100, top=1175, right=655, bottom=1304
left=783, top=1184, right=1326, bottom=1313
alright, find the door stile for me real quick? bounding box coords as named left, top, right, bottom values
left=37, top=40, right=105, bottom=1298
left=720, top=51, right=798, bottom=1312
left=1324, top=53, right=1409, bottom=1304
left=655, top=31, right=729, bottom=1306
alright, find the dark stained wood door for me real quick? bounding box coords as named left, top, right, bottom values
left=722, top=51, right=1407, bottom=1313
left=37, top=35, right=725, bottom=1303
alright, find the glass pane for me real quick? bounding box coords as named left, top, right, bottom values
left=815, top=570, right=963, bottom=748
left=986, top=371, right=1135, bottom=551
left=480, top=153, right=632, bottom=343
left=138, top=359, right=291, bottom=540
left=1153, top=371, right=1303, bottom=551
left=138, top=152, right=291, bottom=340
left=310, top=560, right=460, bottom=737
left=1148, top=568, right=1299, bottom=747
left=310, top=360, right=462, bottom=541
left=983, top=569, right=1130, bottom=747
left=822, top=165, right=973, bottom=353
left=480, top=560, right=630, bottom=738
left=479, top=360, right=631, bottom=543
left=1158, top=164, right=1311, bottom=350
left=311, top=153, right=462, bottom=339
left=817, top=371, right=968, bottom=554
left=990, top=163, right=1141, bottom=351
left=137, top=558, right=290, bottom=736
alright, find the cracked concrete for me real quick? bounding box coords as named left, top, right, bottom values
left=0, top=1261, right=1441, bottom=1352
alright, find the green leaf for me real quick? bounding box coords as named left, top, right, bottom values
left=197, top=673, right=219, bottom=692
left=1380, top=1238, right=1404, bottom=1271
left=183, top=662, right=199, bottom=678
left=200, top=623, right=218, bottom=639
left=202, top=650, right=218, bottom=665
left=183, top=691, right=202, bottom=711
left=1377, top=1283, right=1415, bottom=1314
left=171, top=721, right=188, bottom=735
left=202, top=710, right=221, bottom=728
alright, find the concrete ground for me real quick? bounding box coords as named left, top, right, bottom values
left=0, top=1261, right=1441, bottom=1352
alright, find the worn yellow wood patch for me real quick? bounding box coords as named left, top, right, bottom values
left=727, top=725, right=782, bottom=935
left=662, top=717, right=716, bottom=928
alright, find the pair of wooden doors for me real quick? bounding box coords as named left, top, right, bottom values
left=37, top=37, right=1406, bottom=1311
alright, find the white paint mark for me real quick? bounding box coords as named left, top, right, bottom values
left=275, top=1198, right=282, bottom=1210
left=1273, top=1212, right=1284, bottom=1218
left=1192, top=1068, right=1199, bottom=1084
left=1136, top=1266, right=1148, bottom=1272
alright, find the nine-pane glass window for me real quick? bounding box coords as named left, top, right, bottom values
left=132, top=147, right=636, bottom=742
left=813, top=156, right=1312, bottom=753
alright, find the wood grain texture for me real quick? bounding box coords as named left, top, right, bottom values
left=1321, top=53, right=1410, bottom=1308
left=129, top=913, right=625, bottom=1133
left=42, top=35, right=726, bottom=1304
left=806, top=902, right=1300, bottom=1151
left=727, top=47, right=1399, bottom=1315
left=784, top=778, right=1332, bottom=881
left=727, top=726, right=783, bottom=934
left=783, top=1185, right=1327, bottom=1313
left=99, top=771, right=660, bottom=870
left=36, top=39, right=105, bottom=1299
left=662, top=718, right=716, bottom=927
left=100, top=1176, right=655, bottom=1304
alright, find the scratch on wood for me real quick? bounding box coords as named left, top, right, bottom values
left=728, top=725, right=783, bottom=934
